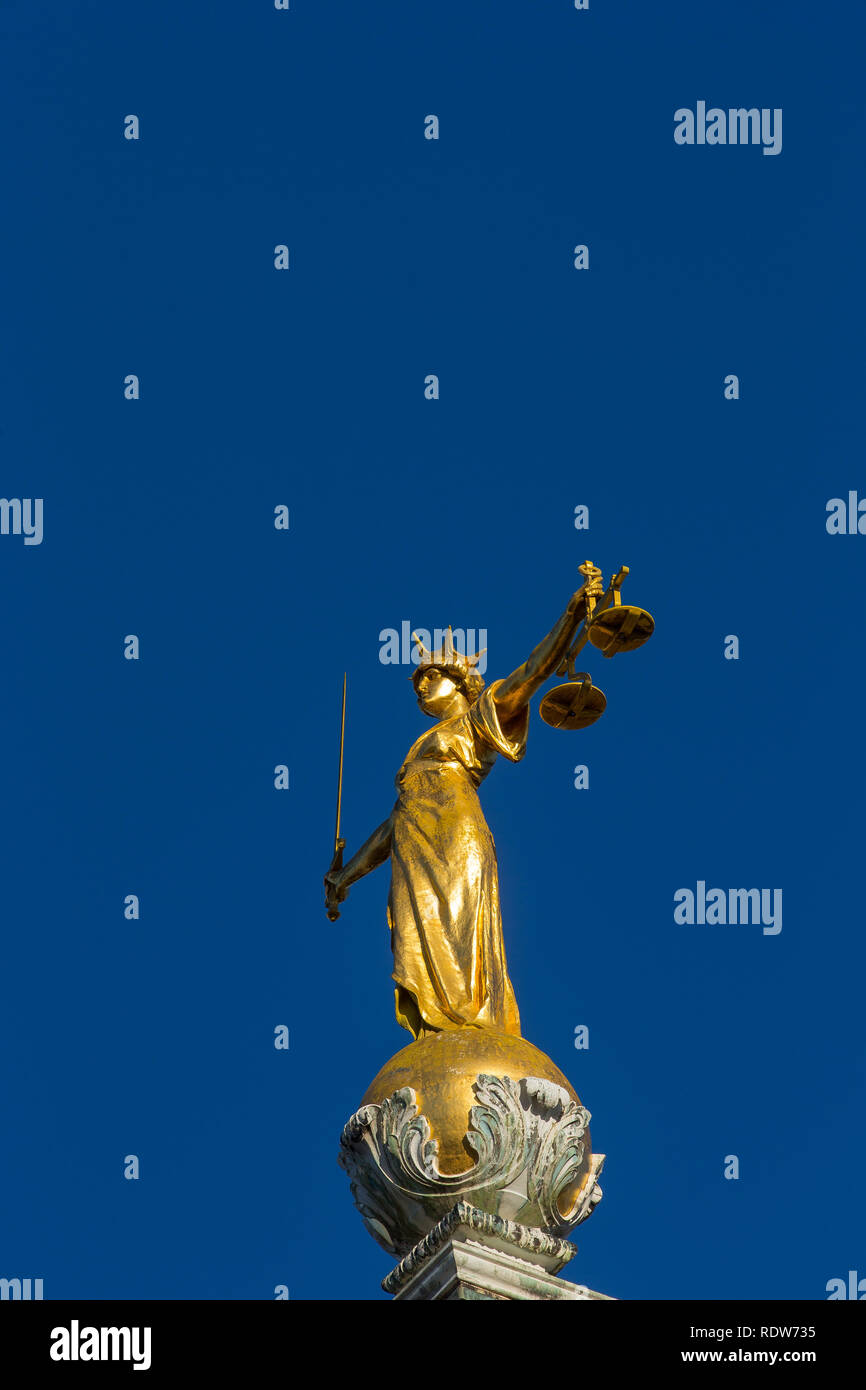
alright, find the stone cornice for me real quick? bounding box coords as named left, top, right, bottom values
left=383, top=1201, right=577, bottom=1295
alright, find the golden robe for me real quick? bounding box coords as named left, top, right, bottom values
left=387, top=679, right=528, bottom=1038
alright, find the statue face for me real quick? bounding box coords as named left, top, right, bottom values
left=415, top=668, right=466, bottom=720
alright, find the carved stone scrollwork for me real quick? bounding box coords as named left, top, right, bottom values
left=338, top=1072, right=605, bottom=1257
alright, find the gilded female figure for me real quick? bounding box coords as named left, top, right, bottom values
left=324, top=583, right=594, bottom=1039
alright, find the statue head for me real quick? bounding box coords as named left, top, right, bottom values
left=411, top=628, right=485, bottom=719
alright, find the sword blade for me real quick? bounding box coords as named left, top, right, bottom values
left=334, top=672, right=347, bottom=853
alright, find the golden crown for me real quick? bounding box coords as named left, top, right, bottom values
left=410, top=626, right=486, bottom=692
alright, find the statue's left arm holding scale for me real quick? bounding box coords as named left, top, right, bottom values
left=492, top=581, right=596, bottom=727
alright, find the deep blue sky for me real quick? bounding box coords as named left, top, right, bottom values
left=2, top=1, right=864, bottom=1301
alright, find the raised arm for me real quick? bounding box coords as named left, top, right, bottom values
left=494, top=582, right=594, bottom=724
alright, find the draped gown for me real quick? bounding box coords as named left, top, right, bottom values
left=387, top=679, right=528, bottom=1039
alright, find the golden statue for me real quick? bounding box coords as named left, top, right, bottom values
left=324, top=563, right=653, bottom=1042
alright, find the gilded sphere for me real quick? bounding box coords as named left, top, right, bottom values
left=361, top=1027, right=592, bottom=1215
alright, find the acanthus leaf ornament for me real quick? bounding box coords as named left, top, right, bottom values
left=338, top=1072, right=605, bottom=1257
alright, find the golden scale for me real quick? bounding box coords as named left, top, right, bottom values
left=538, top=560, right=655, bottom=730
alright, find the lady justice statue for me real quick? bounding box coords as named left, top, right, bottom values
left=330, top=563, right=653, bottom=1295
left=325, top=584, right=589, bottom=1039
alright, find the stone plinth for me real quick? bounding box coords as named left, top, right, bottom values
left=383, top=1203, right=615, bottom=1301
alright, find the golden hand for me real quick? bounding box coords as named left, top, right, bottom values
left=324, top=853, right=348, bottom=922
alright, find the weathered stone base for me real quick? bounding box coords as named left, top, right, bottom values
left=383, top=1202, right=615, bottom=1301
